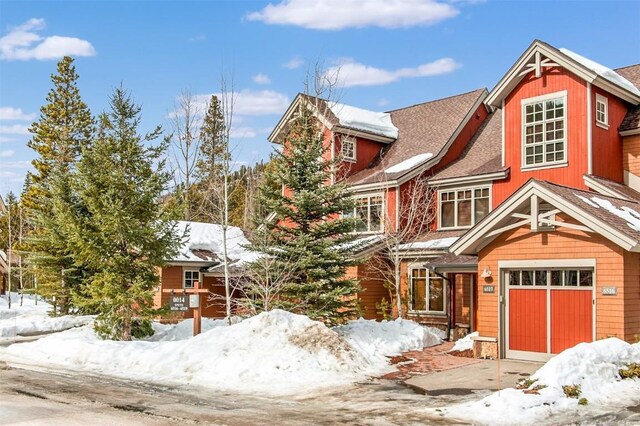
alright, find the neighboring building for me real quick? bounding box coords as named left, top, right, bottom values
left=269, top=39, right=640, bottom=359
left=154, top=221, right=256, bottom=319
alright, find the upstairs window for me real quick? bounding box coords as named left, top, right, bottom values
left=522, top=92, right=566, bottom=168
left=184, top=270, right=200, bottom=289
left=595, top=94, right=608, bottom=128
left=439, top=187, right=490, bottom=229
left=341, top=136, right=356, bottom=162
left=346, top=194, right=383, bottom=233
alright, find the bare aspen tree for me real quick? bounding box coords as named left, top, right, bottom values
left=168, top=90, right=201, bottom=221
left=368, top=174, right=437, bottom=319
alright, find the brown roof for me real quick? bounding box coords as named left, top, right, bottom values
left=585, top=174, right=640, bottom=202
left=536, top=180, right=640, bottom=243
left=430, top=110, right=505, bottom=181
left=615, top=64, right=640, bottom=132
left=347, top=89, right=487, bottom=186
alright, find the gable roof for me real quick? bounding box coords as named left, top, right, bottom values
left=268, top=93, right=398, bottom=144
left=584, top=174, right=640, bottom=202
left=451, top=179, right=640, bottom=255
left=429, top=109, right=506, bottom=183
left=347, top=88, right=488, bottom=187
left=616, top=64, right=640, bottom=134
left=486, top=40, right=640, bottom=108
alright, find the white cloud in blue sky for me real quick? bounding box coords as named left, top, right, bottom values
left=0, top=107, right=35, bottom=121
left=0, top=18, right=95, bottom=61
left=247, top=0, right=459, bottom=30
left=0, top=124, right=30, bottom=135
left=0, top=150, right=15, bottom=158
left=283, top=57, right=304, bottom=69
left=326, top=57, right=461, bottom=87
left=252, top=74, right=271, bottom=85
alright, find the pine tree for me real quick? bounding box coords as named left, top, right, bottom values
left=23, top=56, right=95, bottom=315
left=253, top=102, right=362, bottom=325
left=68, top=87, right=180, bottom=340
left=196, top=95, right=229, bottom=223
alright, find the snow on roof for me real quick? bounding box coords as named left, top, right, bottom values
left=575, top=194, right=640, bottom=232
left=172, top=221, right=256, bottom=264
left=560, top=48, right=640, bottom=96
left=328, top=102, right=398, bottom=139
left=384, top=153, right=434, bottom=174
left=398, top=237, right=458, bottom=251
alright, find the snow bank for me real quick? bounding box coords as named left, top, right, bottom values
left=449, top=331, right=478, bottom=353
left=435, top=338, right=640, bottom=425
left=0, top=292, right=92, bottom=340
left=0, top=310, right=439, bottom=395
left=146, top=318, right=229, bottom=341
left=336, top=318, right=442, bottom=370
left=384, top=153, right=433, bottom=174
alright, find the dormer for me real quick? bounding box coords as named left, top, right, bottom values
left=486, top=40, right=640, bottom=205
left=268, top=94, right=397, bottom=179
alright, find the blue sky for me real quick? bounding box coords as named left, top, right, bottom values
left=1, top=0, right=639, bottom=197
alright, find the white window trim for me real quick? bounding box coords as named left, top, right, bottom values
left=408, top=267, right=447, bottom=315
left=183, top=269, right=200, bottom=289
left=341, top=135, right=357, bottom=163
left=595, top=94, right=609, bottom=129
left=521, top=90, right=568, bottom=171
left=437, top=185, right=492, bottom=230
left=347, top=192, right=385, bottom=234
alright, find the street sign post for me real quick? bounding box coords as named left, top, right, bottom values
left=162, top=280, right=209, bottom=336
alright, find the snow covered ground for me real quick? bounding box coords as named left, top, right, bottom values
left=0, top=310, right=442, bottom=396
left=0, top=293, right=92, bottom=341
left=431, top=338, right=640, bottom=425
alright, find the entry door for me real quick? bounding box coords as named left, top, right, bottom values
left=505, top=269, right=594, bottom=361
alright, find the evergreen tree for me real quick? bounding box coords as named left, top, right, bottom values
left=23, top=56, right=95, bottom=314
left=253, top=102, right=362, bottom=325
left=196, top=95, right=229, bottom=223
left=68, top=87, right=180, bottom=340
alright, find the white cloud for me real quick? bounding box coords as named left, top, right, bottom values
left=0, top=160, right=31, bottom=168
left=0, top=107, right=35, bottom=121
left=188, top=34, right=206, bottom=42
left=0, top=150, right=15, bottom=158
left=252, top=73, right=271, bottom=85
left=170, top=90, right=290, bottom=118
left=0, top=137, right=16, bottom=143
left=230, top=126, right=258, bottom=139
left=0, top=124, right=30, bottom=135
left=377, top=98, right=389, bottom=107
left=283, top=57, right=304, bottom=69
left=326, top=57, right=461, bottom=87
left=0, top=18, right=96, bottom=61
left=247, top=0, right=459, bottom=30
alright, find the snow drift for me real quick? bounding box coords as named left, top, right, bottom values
left=435, top=338, right=640, bottom=425
left=0, top=310, right=440, bottom=396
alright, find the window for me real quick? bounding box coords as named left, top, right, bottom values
left=508, top=269, right=593, bottom=287
left=522, top=93, right=566, bottom=168
left=410, top=268, right=446, bottom=313
left=341, top=136, right=356, bottom=161
left=439, top=187, right=490, bottom=229
left=349, top=195, right=384, bottom=233
left=595, top=94, right=608, bottom=128
left=184, top=270, right=200, bottom=289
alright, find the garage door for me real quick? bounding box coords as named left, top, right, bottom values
left=505, top=269, right=593, bottom=361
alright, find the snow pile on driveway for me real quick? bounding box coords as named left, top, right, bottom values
left=436, top=338, right=640, bottom=425
left=0, top=293, right=92, bottom=340
left=336, top=317, right=441, bottom=368
left=0, top=310, right=439, bottom=395
left=448, top=331, right=478, bottom=353
left=146, top=317, right=229, bottom=341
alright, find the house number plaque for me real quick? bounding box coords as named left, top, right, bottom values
left=483, top=285, right=495, bottom=294
left=601, top=287, right=618, bottom=296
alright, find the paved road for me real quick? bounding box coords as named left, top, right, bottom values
left=0, top=362, right=458, bottom=425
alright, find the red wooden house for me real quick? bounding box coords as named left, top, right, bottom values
left=269, top=40, right=640, bottom=360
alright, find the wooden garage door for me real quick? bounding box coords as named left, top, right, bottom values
left=506, top=269, right=593, bottom=361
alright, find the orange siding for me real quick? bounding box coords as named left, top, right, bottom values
left=623, top=134, right=640, bottom=177
left=494, top=68, right=589, bottom=205
left=477, top=214, right=626, bottom=341
left=509, top=288, right=547, bottom=352
left=550, top=289, right=592, bottom=353
left=624, top=251, right=640, bottom=341
left=351, top=261, right=389, bottom=320
left=591, top=86, right=627, bottom=182
left=454, top=274, right=471, bottom=325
